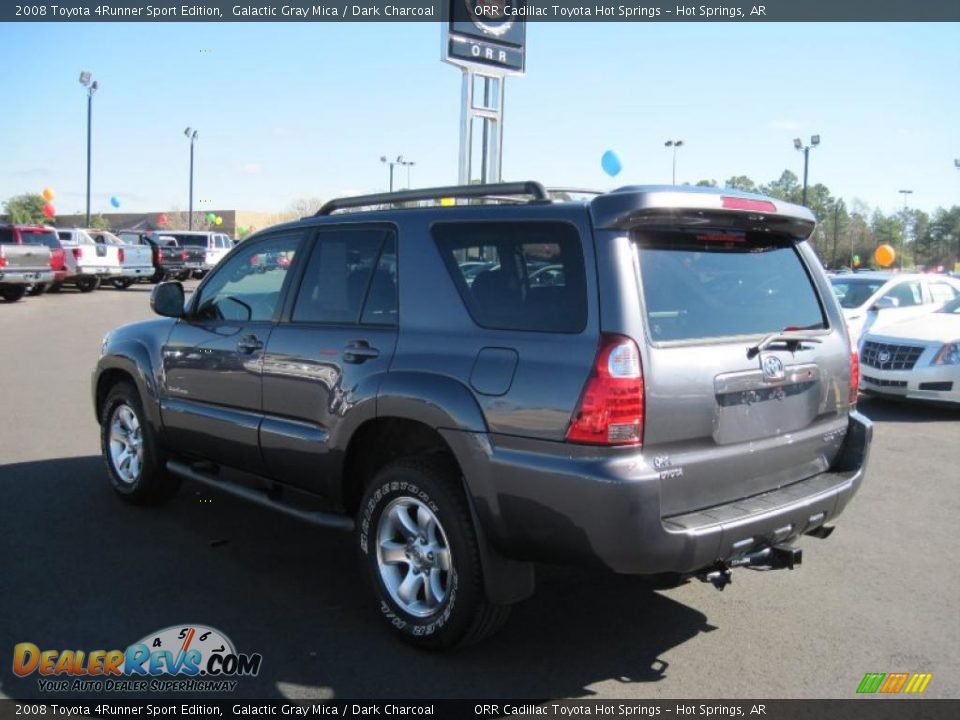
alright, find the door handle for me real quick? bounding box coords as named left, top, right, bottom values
left=343, top=340, right=380, bottom=364
left=237, top=334, right=264, bottom=354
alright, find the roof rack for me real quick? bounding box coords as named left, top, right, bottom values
left=315, top=181, right=550, bottom=216
left=547, top=187, right=603, bottom=196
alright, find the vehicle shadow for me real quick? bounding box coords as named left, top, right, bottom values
left=0, top=456, right=714, bottom=700
left=857, top=395, right=960, bottom=423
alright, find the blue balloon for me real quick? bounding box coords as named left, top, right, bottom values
left=110, top=196, right=120, bottom=208
left=601, top=150, right=622, bottom=177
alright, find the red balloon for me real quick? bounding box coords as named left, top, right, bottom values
left=157, top=214, right=168, bottom=225
left=42, top=203, right=56, bottom=218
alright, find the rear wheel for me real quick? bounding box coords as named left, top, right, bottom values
left=358, top=457, right=510, bottom=649
left=100, top=382, right=179, bottom=505
left=76, top=276, right=100, bottom=293
left=111, top=278, right=135, bottom=290
left=27, top=283, right=47, bottom=296
left=0, top=285, right=28, bottom=302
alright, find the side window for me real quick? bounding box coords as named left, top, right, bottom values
left=0, top=228, right=14, bottom=244
left=194, top=233, right=302, bottom=323
left=929, top=283, right=957, bottom=303
left=883, top=281, right=923, bottom=307
left=292, top=228, right=396, bottom=325
left=433, top=221, right=587, bottom=333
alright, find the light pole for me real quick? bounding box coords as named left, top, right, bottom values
left=793, top=135, right=820, bottom=206
left=184, top=128, right=198, bottom=230
left=380, top=155, right=405, bottom=192
left=79, top=72, right=99, bottom=226
left=664, top=140, right=683, bottom=185
left=898, top=189, right=913, bottom=270
left=399, top=159, right=415, bottom=189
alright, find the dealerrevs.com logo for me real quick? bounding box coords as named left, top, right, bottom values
left=13, top=625, right=262, bottom=693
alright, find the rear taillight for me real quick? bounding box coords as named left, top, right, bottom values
left=155, top=247, right=162, bottom=264
left=181, top=250, right=188, bottom=261
left=846, top=324, right=859, bottom=405
left=0, top=256, right=7, bottom=269
left=72, top=248, right=83, bottom=260
left=118, top=248, right=125, bottom=263
left=566, top=333, right=645, bottom=446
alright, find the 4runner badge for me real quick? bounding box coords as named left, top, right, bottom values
left=761, top=354, right=785, bottom=382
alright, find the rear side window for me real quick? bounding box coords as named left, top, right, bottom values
left=292, top=228, right=397, bottom=326
left=635, top=230, right=826, bottom=342
left=930, top=283, right=958, bottom=303
left=0, top=228, right=16, bottom=244
left=433, top=221, right=587, bottom=333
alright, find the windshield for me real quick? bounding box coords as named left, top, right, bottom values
left=634, top=230, right=827, bottom=342
left=829, top=277, right=887, bottom=309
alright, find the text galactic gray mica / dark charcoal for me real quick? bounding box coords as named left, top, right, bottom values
left=93, top=183, right=870, bottom=647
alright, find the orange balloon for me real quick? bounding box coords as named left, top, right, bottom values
left=874, top=244, right=896, bottom=268
left=42, top=187, right=55, bottom=201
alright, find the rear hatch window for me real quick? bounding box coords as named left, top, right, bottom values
left=20, top=230, right=60, bottom=249
left=634, top=230, right=827, bottom=342
left=168, top=234, right=208, bottom=248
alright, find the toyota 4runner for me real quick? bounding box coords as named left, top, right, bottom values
left=93, top=182, right=871, bottom=648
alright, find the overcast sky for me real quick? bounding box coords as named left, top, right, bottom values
left=1, top=21, right=958, bottom=216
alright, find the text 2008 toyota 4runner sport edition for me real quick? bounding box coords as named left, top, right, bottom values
left=93, top=182, right=871, bottom=648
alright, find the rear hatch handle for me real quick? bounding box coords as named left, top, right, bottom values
left=747, top=332, right=823, bottom=359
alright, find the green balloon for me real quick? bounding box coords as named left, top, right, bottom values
left=205, top=212, right=216, bottom=223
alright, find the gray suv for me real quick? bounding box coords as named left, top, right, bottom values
left=93, top=182, right=871, bottom=648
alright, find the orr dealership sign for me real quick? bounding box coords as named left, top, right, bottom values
left=445, top=0, right=527, bottom=73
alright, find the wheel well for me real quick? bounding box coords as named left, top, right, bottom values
left=95, top=369, right=136, bottom=422
left=342, top=418, right=460, bottom=516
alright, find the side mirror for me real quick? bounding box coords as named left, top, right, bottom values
left=151, top=282, right=185, bottom=318
left=871, top=296, right=898, bottom=311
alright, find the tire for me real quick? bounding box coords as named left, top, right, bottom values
left=177, top=271, right=192, bottom=282
left=76, top=276, right=100, bottom=293
left=48, top=282, right=63, bottom=293
left=358, top=457, right=510, bottom=649
left=0, top=285, right=28, bottom=302
left=111, top=278, right=135, bottom=290
left=99, top=382, right=179, bottom=505
left=27, top=283, right=48, bottom=296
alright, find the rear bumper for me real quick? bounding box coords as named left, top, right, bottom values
left=468, top=412, right=871, bottom=575
left=0, top=269, right=55, bottom=285
left=119, top=265, right=154, bottom=279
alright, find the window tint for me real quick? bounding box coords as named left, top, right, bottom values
left=433, top=221, right=587, bottom=333
left=929, top=283, right=957, bottom=303
left=194, top=233, right=301, bottom=323
left=883, top=281, right=922, bottom=307
left=292, top=228, right=396, bottom=325
left=168, top=233, right=207, bottom=248
left=635, top=230, right=826, bottom=342
left=0, top=228, right=16, bottom=244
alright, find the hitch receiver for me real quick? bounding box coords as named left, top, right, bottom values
left=697, top=543, right=803, bottom=591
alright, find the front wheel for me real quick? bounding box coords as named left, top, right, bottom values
left=111, top=278, right=135, bottom=290
left=100, top=382, right=179, bottom=504
left=358, top=458, right=510, bottom=649
left=0, top=285, right=28, bottom=302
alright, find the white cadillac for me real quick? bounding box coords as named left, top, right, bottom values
left=859, top=296, right=960, bottom=404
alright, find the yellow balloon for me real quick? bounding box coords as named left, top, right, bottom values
left=214, top=216, right=223, bottom=225
left=42, top=187, right=55, bottom=201
left=874, top=243, right=896, bottom=268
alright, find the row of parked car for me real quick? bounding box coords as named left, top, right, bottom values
left=0, top=225, right=236, bottom=301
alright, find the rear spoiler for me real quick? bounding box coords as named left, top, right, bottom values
left=590, top=186, right=817, bottom=239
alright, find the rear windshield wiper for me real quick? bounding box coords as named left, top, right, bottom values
left=747, top=331, right=823, bottom=359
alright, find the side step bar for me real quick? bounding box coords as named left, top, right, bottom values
left=166, top=460, right=355, bottom=532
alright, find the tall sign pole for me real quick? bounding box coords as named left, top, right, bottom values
left=443, top=0, right=526, bottom=185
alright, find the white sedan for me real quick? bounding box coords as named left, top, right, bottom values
left=829, top=272, right=960, bottom=347
left=859, top=296, right=960, bottom=404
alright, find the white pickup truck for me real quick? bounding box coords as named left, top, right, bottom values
left=56, top=228, right=150, bottom=291
left=86, top=229, right=155, bottom=289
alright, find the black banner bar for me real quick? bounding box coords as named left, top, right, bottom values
left=2, top=1, right=959, bottom=23
left=0, top=700, right=958, bottom=720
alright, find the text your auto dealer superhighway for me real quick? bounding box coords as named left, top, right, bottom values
left=232, top=4, right=436, bottom=16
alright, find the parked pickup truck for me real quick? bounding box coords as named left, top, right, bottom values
left=0, top=224, right=55, bottom=302
left=158, top=231, right=232, bottom=277
left=117, top=230, right=191, bottom=283
left=87, top=229, right=155, bottom=289
left=20, top=226, right=73, bottom=295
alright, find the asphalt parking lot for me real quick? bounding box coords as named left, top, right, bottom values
left=1, top=284, right=958, bottom=701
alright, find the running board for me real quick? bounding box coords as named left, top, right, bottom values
left=166, top=460, right=355, bottom=532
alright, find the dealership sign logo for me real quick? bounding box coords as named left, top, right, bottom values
left=13, top=625, right=261, bottom=692
left=856, top=672, right=932, bottom=694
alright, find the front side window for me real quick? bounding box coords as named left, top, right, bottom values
left=433, top=221, right=587, bottom=333
left=292, top=227, right=397, bottom=325
left=193, top=233, right=301, bottom=322
left=635, top=230, right=827, bottom=342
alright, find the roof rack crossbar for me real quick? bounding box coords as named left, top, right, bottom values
left=315, top=181, right=550, bottom=216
